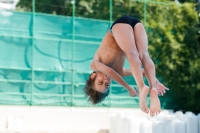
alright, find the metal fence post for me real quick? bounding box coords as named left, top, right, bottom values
left=31, top=0, right=35, bottom=106
left=71, top=0, right=75, bottom=106
left=143, top=0, right=147, bottom=28
left=109, top=0, right=113, bottom=26
left=109, top=0, right=113, bottom=107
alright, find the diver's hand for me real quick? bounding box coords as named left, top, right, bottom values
left=156, top=80, right=169, bottom=96
left=128, top=87, right=139, bottom=97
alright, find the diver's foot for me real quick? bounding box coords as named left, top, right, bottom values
left=139, top=86, right=150, bottom=114
left=150, top=88, right=161, bottom=117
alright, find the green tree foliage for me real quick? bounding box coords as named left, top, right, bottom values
left=145, top=3, right=200, bottom=113
left=76, top=0, right=110, bottom=19
left=16, top=0, right=139, bottom=20
left=17, top=0, right=200, bottom=113
left=17, top=0, right=72, bottom=15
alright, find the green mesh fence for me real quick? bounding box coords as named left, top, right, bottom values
left=0, top=0, right=176, bottom=108
left=0, top=11, right=144, bottom=107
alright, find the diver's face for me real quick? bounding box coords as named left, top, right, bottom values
left=90, top=72, right=112, bottom=93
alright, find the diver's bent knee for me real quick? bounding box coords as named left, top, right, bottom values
left=126, top=51, right=142, bottom=65
left=126, top=51, right=139, bottom=59
left=139, top=52, right=150, bottom=61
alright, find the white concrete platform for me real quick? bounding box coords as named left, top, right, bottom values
left=0, top=106, right=146, bottom=133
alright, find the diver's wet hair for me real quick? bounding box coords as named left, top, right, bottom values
left=83, top=72, right=110, bottom=104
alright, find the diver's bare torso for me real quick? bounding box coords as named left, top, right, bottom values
left=92, top=30, right=126, bottom=75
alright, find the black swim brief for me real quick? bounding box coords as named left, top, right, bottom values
left=110, top=16, right=141, bottom=33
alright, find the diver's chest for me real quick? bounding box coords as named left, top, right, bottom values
left=100, top=51, right=125, bottom=66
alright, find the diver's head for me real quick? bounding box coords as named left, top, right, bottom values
left=84, top=71, right=112, bottom=104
